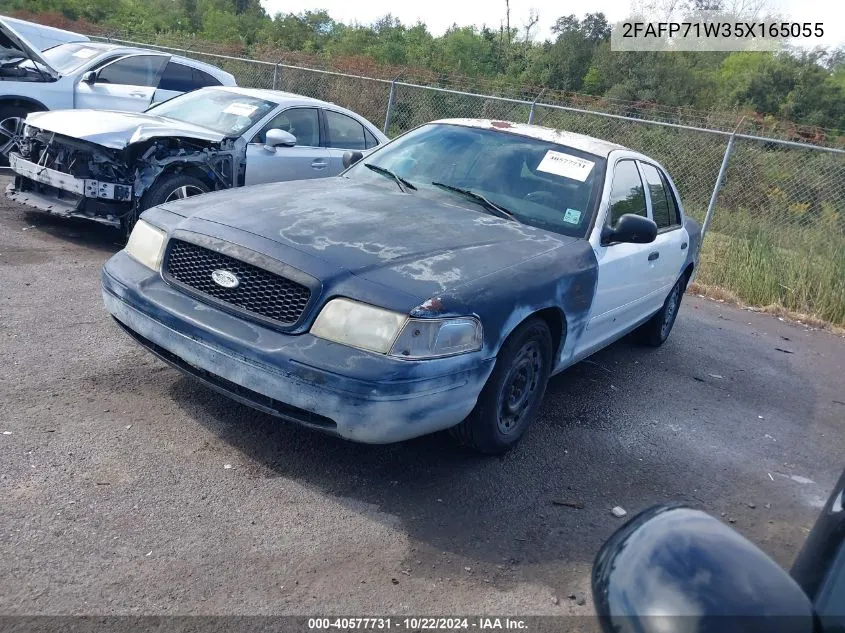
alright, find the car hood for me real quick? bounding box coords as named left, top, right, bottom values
left=0, top=17, right=58, bottom=79
left=24, top=109, right=226, bottom=150
left=161, top=178, right=574, bottom=300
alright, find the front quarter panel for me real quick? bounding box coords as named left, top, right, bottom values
left=411, top=238, right=599, bottom=373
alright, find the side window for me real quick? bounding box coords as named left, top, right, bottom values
left=364, top=127, right=379, bottom=149
left=640, top=163, right=673, bottom=229
left=326, top=110, right=366, bottom=150
left=158, top=62, right=195, bottom=92
left=192, top=67, right=222, bottom=88
left=97, top=55, right=167, bottom=87
left=254, top=108, right=319, bottom=146
left=661, top=171, right=682, bottom=225
left=608, top=160, right=647, bottom=226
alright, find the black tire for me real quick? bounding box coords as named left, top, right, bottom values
left=123, top=173, right=210, bottom=239
left=0, top=104, right=34, bottom=167
left=451, top=318, right=553, bottom=454
left=637, top=275, right=685, bottom=347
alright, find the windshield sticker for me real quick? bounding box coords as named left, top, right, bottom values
left=72, top=48, right=97, bottom=59
left=223, top=103, right=258, bottom=117
left=536, top=151, right=594, bottom=182
left=563, top=208, right=582, bottom=224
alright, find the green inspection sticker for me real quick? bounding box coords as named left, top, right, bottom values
left=563, top=208, right=582, bottom=224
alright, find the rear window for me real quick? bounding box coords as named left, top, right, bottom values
left=157, top=62, right=222, bottom=92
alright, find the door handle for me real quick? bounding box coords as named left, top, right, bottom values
left=311, top=159, right=328, bottom=169
left=681, top=242, right=688, bottom=250
left=129, top=91, right=147, bottom=97
left=648, top=252, right=660, bottom=261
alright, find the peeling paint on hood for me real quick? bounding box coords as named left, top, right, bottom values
left=24, top=109, right=226, bottom=149
left=162, top=178, right=575, bottom=298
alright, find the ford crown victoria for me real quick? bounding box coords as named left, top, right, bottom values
left=101, top=119, right=700, bottom=453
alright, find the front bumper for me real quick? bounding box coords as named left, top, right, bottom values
left=6, top=153, right=132, bottom=226
left=10, top=153, right=133, bottom=201
left=102, top=251, right=495, bottom=443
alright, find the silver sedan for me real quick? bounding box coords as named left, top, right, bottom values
left=6, top=87, right=388, bottom=236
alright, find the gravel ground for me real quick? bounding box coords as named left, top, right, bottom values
left=1, top=177, right=843, bottom=615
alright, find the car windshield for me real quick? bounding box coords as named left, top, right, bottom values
left=145, top=89, right=277, bottom=137
left=344, top=123, right=607, bottom=238
left=41, top=42, right=104, bottom=74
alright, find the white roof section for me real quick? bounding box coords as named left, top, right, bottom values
left=216, top=86, right=327, bottom=105
left=213, top=86, right=388, bottom=140
left=433, top=118, right=629, bottom=157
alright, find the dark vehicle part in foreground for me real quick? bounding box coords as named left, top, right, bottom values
left=592, top=468, right=845, bottom=633
left=6, top=87, right=385, bottom=236
left=102, top=119, right=700, bottom=453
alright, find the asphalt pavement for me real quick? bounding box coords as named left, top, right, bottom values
left=1, top=177, right=843, bottom=615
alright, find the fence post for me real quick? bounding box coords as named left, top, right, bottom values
left=383, top=71, right=405, bottom=135
left=701, top=134, right=736, bottom=239
left=272, top=63, right=279, bottom=90
left=528, top=88, right=546, bottom=125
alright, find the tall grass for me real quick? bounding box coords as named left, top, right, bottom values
left=695, top=209, right=845, bottom=326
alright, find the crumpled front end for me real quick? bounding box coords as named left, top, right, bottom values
left=6, top=121, right=237, bottom=228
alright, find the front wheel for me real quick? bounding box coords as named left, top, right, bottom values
left=123, top=173, right=210, bottom=239
left=451, top=318, right=553, bottom=454
left=637, top=275, right=685, bottom=346
left=0, top=105, right=32, bottom=167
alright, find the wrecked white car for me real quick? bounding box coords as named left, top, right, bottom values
left=0, top=17, right=236, bottom=163
left=6, top=86, right=387, bottom=235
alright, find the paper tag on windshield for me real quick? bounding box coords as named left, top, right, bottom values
left=72, top=48, right=97, bottom=59
left=536, top=151, right=594, bottom=182
left=563, top=208, right=582, bottom=224
left=223, top=103, right=258, bottom=117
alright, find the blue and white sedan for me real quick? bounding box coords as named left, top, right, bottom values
left=101, top=119, right=700, bottom=453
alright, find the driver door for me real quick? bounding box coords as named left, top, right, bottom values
left=75, top=54, right=169, bottom=112
left=575, top=158, right=665, bottom=359
left=244, top=107, right=330, bottom=186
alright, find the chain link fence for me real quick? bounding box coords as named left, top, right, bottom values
left=94, top=36, right=845, bottom=325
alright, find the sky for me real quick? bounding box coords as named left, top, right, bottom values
left=260, top=0, right=845, bottom=49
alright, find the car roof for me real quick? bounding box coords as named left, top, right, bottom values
left=214, top=86, right=331, bottom=106
left=432, top=118, right=629, bottom=158
left=213, top=86, right=382, bottom=122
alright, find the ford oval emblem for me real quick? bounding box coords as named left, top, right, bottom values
left=211, top=269, right=239, bottom=289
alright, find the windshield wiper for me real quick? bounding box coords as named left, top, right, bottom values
left=364, top=163, right=416, bottom=193
left=430, top=182, right=518, bottom=222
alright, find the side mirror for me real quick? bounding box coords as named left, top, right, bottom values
left=342, top=150, right=364, bottom=169
left=81, top=70, right=97, bottom=84
left=264, top=128, right=296, bottom=150
left=602, top=213, right=657, bottom=245
left=592, top=505, right=815, bottom=633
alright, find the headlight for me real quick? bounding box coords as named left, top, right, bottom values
left=311, top=297, right=483, bottom=358
left=311, top=298, right=407, bottom=354
left=389, top=317, right=482, bottom=358
left=124, top=219, right=166, bottom=271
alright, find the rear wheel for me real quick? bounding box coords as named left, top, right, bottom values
left=637, top=275, right=685, bottom=346
left=0, top=105, right=33, bottom=167
left=123, top=173, right=210, bottom=239
left=451, top=318, right=552, bottom=454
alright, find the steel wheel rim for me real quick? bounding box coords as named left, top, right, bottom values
left=498, top=340, right=543, bottom=435
left=661, top=283, right=681, bottom=338
left=164, top=185, right=205, bottom=202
